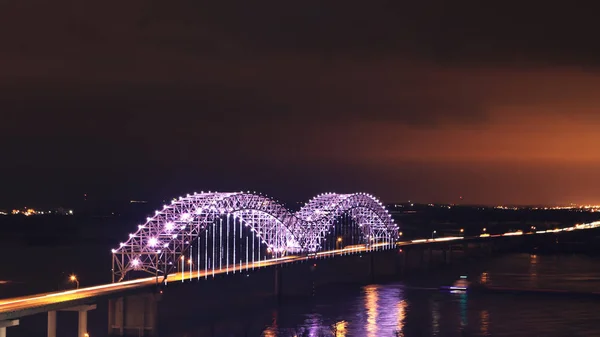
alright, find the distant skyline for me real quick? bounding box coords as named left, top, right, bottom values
left=2, top=1, right=600, bottom=206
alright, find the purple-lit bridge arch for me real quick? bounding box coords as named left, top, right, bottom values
left=112, top=192, right=399, bottom=282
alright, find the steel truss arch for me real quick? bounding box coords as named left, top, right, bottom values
left=112, top=192, right=300, bottom=281
left=297, top=192, right=397, bottom=251
left=112, top=191, right=399, bottom=281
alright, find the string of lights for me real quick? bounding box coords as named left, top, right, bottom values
left=111, top=191, right=399, bottom=282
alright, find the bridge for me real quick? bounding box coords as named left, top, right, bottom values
left=111, top=191, right=399, bottom=282
left=0, top=191, right=597, bottom=337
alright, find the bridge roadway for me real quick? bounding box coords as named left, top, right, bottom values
left=0, top=238, right=464, bottom=321
left=1, top=223, right=590, bottom=322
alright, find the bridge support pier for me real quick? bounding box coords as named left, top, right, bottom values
left=274, top=266, right=282, bottom=300
left=428, top=247, right=433, bottom=267
left=0, top=320, right=18, bottom=337
left=78, top=308, right=89, bottom=337
left=108, top=293, right=160, bottom=337
left=47, top=311, right=56, bottom=337
left=48, top=304, right=96, bottom=337
left=401, top=249, right=407, bottom=275
left=369, top=252, right=375, bottom=282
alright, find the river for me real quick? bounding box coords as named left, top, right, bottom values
left=173, top=253, right=600, bottom=337
left=4, top=249, right=600, bottom=336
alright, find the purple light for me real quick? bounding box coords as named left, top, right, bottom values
left=147, top=238, right=158, bottom=247
left=113, top=191, right=399, bottom=280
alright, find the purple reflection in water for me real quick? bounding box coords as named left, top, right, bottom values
left=363, top=284, right=407, bottom=337
left=260, top=285, right=410, bottom=336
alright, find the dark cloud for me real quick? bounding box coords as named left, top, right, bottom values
left=1, top=0, right=600, bottom=206
left=1, top=0, right=596, bottom=129
left=1, top=0, right=598, bottom=64
left=134, top=0, right=599, bottom=65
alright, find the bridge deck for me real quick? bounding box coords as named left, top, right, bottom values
left=0, top=233, right=534, bottom=321
left=0, top=243, right=400, bottom=321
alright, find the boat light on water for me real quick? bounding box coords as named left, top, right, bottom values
left=441, top=275, right=470, bottom=292
left=449, top=287, right=468, bottom=293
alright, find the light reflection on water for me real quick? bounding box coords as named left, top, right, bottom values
left=430, top=298, right=440, bottom=336
left=395, top=299, right=407, bottom=336
left=364, top=285, right=377, bottom=337
left=479, top=310, right=490, bottom=336
left=243, top=254, right=600, bottom=337
left=529, top=254, right=538, bottom=287
left=256, top=284, right=410, bottom=337
left=250, top=282, right=600, bottom=337
left=333, top=320, right=347, bottom=337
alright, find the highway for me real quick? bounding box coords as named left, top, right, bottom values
left=2, top=220, right=599, bottom=320
left=0, top=237, right=511, bottom=318
left=0, top=243, right=396, bottom=319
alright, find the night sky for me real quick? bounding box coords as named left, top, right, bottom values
left=1, top=1, right=599, bottom=207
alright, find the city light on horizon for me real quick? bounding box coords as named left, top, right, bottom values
left=6, top=208, right=74, bottom=216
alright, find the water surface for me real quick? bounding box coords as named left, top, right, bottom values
left=3, top=248, right=600, bottom=337
left=157, top=253, right=600, bottom=337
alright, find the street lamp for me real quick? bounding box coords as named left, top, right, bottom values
left=460, top=228, right=464, bottom=234
left=336, top=237, right=342, bottom=249
left=69, top=275, right=79, bottom=289
left=432, top=230, right=437, bottom=239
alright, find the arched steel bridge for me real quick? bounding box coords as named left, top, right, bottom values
left=112, top=192, right=399, bottom=282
